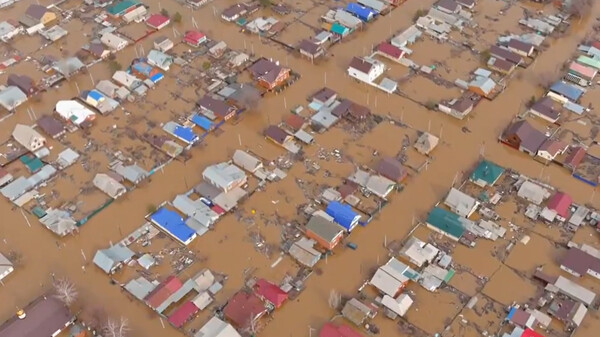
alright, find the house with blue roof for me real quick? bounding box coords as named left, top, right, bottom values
left=470, top=160, right=505, bottom=187
left=131, top=61, right=162, bottom=81
left=149, top=207, right=197, bottom=245
left=190, top=114, right=214, bottom=131
left=325, top=201, right=361, bottom=232
left=162, top=121, right=198, bottom=144
left=345, top=3, right=377, bottom=22
left=548, top=81, right=584, bottom=103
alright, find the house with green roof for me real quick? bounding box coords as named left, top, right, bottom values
left=577, top=55, right=600, bottom=70
left=469, top=160, right=505, bottom=187
left=107, top=0, right=140, bottom=16
left=426, top=207, right=466, bottom=241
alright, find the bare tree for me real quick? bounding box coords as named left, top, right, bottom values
left=53, top=278, right=78, bottom=307
left=328, top=289, right=341, bottom=310
left=103, top=317, right=130, bottom=337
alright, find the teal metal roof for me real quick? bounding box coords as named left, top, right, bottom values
left=426, top=207, right=465, bottom=239
left=107, top=0, right=139, bottom=16
left=330, top=23, right=348, bottom=35
left=470, top=160, right=504, bottom=186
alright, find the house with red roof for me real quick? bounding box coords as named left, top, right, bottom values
left=546, top=192, right=572, bottom=219
left=146, top=14, right=170, bottom=30
left=253, top=279, right=288, bottom=309
left=375, top=42, right=404, bottom=62
left=223, top=291, right=267, bottom=331
left=167, top=301, right=198, bottom=328
left=563, top=147, right=586, bottom=172
left=183, top=31, right=207, bottom=47
left=144, top=276, right=183, bottom=310
left=319, top=323, right=363, bottom=337
left=520, top=328, right=544, bottom=337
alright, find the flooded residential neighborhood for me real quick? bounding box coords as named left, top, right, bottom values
left=1, top=0, right=600, bottom=337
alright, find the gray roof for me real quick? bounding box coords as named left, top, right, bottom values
left=195, top=316, right=242, bottom=337
left=1, top=176, right=33, bottom=201
left=52, top=57, right=84, bottom=77
left=335, top=9, right=362, bottom=28
left=93, top=173, right=126, bottom=199
left=365, top=175, right=395, bottom=198
left=306, top=214, right=343, bottom=242
left=517, top=181, right=550, bottom=205
left=232, top=150, right=262, bottom=173
left=194, top=182, right=222, bottom=200
left=0, top=252, right=13, bottom=279
left=469, top=76, right=496, bottom=95
left=96, top=80, right=120, bottom=97
left=39, top=209, right=76, bottom=236
left=93, top=244, right=135, bottom=274
left=56, top=148, right=79, bottom=168
left=553, top=275, right=596, bottom=306
left=111, top=161, right=148, bottom=184
left=28, top=165, right=57, bottom=187
left=173, top=194, right=218, bottom=227
left=444, top=188, right=478, bottom=217
left=0, top=86, right=27, bottom=111
left=124, top=277, right=156, bottom=301
left=0, top=21, right=18, bottom=39
left=288, top=237, right=320, bottom=268
left=202, top=162, right=246, bottom=191
left=147, top=49, right=173, bottom=70
left=311, top=105, right=340, bottom=129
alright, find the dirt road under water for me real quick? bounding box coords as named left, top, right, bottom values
left=3, top=0, right=600, bottom=336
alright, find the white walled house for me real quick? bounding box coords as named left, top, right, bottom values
left=12, top=124, right=46, bottom=152
left=347, top=57, right=385, bottom=84
left=101, top=32, right=128, bottom=51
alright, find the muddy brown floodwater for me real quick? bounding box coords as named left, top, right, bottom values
left=2, top=0, right=600, bottom=336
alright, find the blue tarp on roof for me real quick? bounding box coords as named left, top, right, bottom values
left=150, top=73, right=164, bottom=83
left=88, top=90, right=104, bottom=101
left=325, top=201, right=359, bottom=231
left=132, top=63, right=153, bottom=76
left=345, top=3, right=377, bottom=21
left=173, top=126, right=198, bottom=144
left=150, top=208, right=196, bottom=244
left=549, top=81, right=584, bottom=102
left=506, top=307, right=517, bottom=321
left=190, top=114, right=213, bottom=131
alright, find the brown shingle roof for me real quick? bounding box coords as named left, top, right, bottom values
left=0, top=295, right=73, bottom=337
left=490, top=45, right=523, bottom=64
left=298, top=39, right=321, bottom=55
left=348, top=57, right=373, bottom=74
left=376, top=157, right=407, bottom=182
left=264, top=125, right=288, bottom=144
left=310, top=87, right=337, bottom=104
left=36, top=115, right=65, bottom=138
left=197, top=95, right=234, bottom=117
left=284, top=114, right=305, bottom=131
left=560, top=247, right=600, bottom=276
left=508, top=39, right=534, bottom=54
left=25, top=4, right=49, bottom=20
left=223, top=291, right=266, bottom=330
